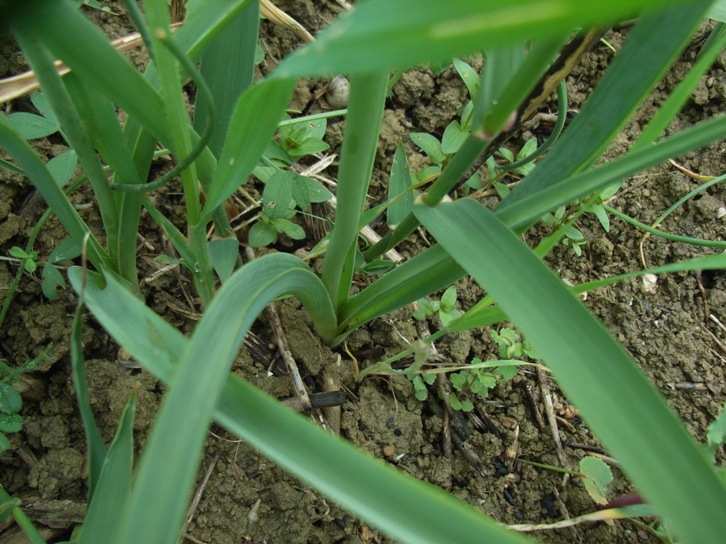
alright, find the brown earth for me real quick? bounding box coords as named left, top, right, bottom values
left=1, top=2, right=725, bottom=543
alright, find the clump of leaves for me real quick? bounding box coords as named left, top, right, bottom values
left=487, top=138, right=539, bottom=179
left=249, top=118, right=333, bottom=247
left=491, top=327, right=539, bottom=360
left=8, top=238, right=78, bottom=300
left=410, top=358, right=518, bottom=410
left=0, top=347, right=53, bottom=453
left=278, top=117, right=329, bottom=158
left=411, top=372, right=436, bottom=402
left=442, top=327, right=533, bottom=412
left=410, top=59, right=482, bottom=191
left=449, top=360, right=517, bottom=412
left=413, top=286, right=462, bottom=327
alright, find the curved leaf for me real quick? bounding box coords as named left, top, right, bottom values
left=69, top=265, right=531, bottom=544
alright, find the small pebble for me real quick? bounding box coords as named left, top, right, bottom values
left=382, top=445, right=396, bottom=457
left=502, top=416, right=518, bottom=430
left=326, top=75, right=350, bottom=109
left=642, top=273, right=658, bottom=294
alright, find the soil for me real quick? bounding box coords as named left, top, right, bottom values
left=1, top=2, right=725, bottom=544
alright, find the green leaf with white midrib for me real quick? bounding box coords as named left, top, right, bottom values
left=69, top=265, right=531, bottom=544
left=414, top=198, right=726, bottom=543
left=274, top=0, right=689, bottom=78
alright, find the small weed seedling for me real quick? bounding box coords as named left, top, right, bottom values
left=487, top=137, right=539, bottom=180
left=7, top=92, right=78, bottom=188
left=8, top=237, right=78, bottom=300
left=7, top=247, right=38, bottom=274
left=249, top=117, right=333, bottom=247
left=413, top=286, right=462, bottom=327
left=491, top=327, right=539, bottom=360
left=441, top=327, right=531, bottom=412
left=277, top=116, right=329, bottom=159
left=449, top=360, right=517, bottom=412
left=0, top=347, right=53, bottom=453
left=539, top=193, right=613, bottom=257
left=410, top=59, right=483, bottom=191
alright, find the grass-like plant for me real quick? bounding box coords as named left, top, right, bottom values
left=1, top=0, right=726, bottom=543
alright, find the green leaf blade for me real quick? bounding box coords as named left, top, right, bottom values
left=274, top=0, right=690, bottom=78
left=69, top=264, right=533, bottom=544
left=414, top=198, right=726, bottom=543
left=387, top=143, right=414, bottom=228
left=203, top=78, right=295, bottom=222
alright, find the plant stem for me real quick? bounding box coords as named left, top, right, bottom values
left=190, top=223, right=217, bottom=306
left=0, top=487, right=47, bottom=544
left=143, top=0, right=218, bottom=304
left=278, top=109, right=348, bottom=127
left=604, top=205, right=726, bottom=248
left=321, top=72, right=388, bottom=308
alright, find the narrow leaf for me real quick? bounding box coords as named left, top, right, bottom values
left=415, top=198, right=726, bottom=543
left=0, top=114, right=111, bottom=270
left=80, top=394, right=136, bottom=544
left=72, top=254, right=336, bottom=544
left=499, top=1, right=713, bottom=211
left=70, top=295, right=107, bottom=502
left=387, top=143, right=414, bottom=228
left=274, top=0, right=687, bottom=77
left=203, top=78, right=295, bottom=222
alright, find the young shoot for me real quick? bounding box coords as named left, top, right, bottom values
left=413, top=286, right=462, bottom=327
